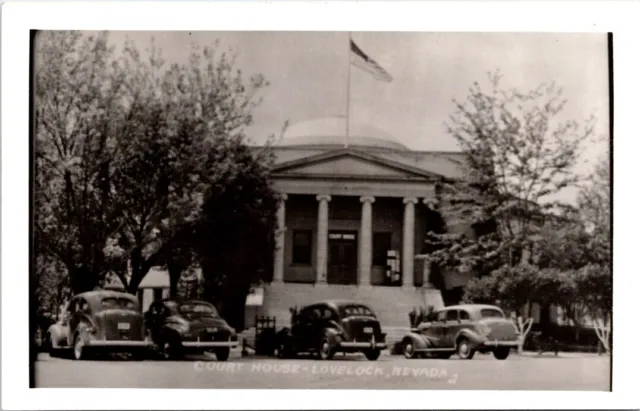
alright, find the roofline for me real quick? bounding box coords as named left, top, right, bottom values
left=250, top=145, right=465, bottom=156
left=271, top=148, right=447, bottom=180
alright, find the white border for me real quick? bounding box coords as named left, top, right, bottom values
left=2, top=1, right=638, bottom=409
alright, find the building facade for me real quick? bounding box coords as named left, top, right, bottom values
left=256, top=116, right=470, bottom=329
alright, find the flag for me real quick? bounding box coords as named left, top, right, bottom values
left=350, top=40, right=393, bottom=82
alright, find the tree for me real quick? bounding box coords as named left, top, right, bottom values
left=34, top=31, right=127, bottom=293
left=195, top=140, right=279, bottom=330
left=575, top=264, right=612, bottom=352
left=578, top=156, right=610, bottom=265
left=103, top=39, right=270, bottom=295
left=576, top=155, right=611, bottom=351
left=35, top=32, right=275, bottom=303
left=428, top=71, right=595, bottom=281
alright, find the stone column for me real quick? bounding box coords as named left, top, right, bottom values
left=402, top=197, right=418, bottom=288
left=358, top=196, right=375, bottom=287
left=316, top=194, right=331, bottom=284
left=272, top=194, right=287, bottom=284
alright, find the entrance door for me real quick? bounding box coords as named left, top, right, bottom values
left=328, top=231, right=358, bottom=285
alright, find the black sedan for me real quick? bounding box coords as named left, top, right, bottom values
left=144, top=299, right=238, bottom=361
left=275, top=300, right=387, bottom=360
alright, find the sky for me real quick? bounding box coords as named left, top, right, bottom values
left=105, top=31, right=609, bottom=201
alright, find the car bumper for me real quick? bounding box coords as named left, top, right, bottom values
left=182, top=340, right=239, bottom=348
left=481, top=340, right=520, bottom=347
left=339, top=342, right=387, bottom=349
left=86, top=340, right=152, bottom=348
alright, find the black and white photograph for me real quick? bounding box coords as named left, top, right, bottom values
left=1, top=1, right=638, bottom=410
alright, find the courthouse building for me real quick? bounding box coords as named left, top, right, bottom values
left=256, top=116, right=473, bottom=328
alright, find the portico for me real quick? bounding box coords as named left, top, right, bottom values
left=271, top=191, right=437, bottom=289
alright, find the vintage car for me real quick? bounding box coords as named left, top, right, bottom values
left=275, top=300, right=387, bottom=361
left=400, top=304, right=519, bottom=360
left=45, top=290, right=151, bottom=360
left=144, top=299, right=239, bottom=361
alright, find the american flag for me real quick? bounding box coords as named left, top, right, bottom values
left=350, top=40, right=393, bottom=82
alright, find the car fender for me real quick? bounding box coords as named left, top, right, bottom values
left=163, top=324, right=187, bottom=342
left=401, top=332, right=430, bottom=350
left=74, top=321, right=97, bottom=343
left=322, top=326, right=344, bottom=347
left=47, top=323, right=68, bottom=348
left=454, top=328, right=485, bottom=348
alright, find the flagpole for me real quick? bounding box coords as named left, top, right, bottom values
left=345, top=31, right=352, bottom=148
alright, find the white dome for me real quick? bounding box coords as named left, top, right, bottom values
left=279, top=116, right=408, bottom=151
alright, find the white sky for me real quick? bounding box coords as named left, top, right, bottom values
left=103, top=31, right=610, bottom=202
left=108, top=31, right=608, bottom=148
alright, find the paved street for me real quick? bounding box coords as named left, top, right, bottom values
left=34, top=351, right=610, bottom=390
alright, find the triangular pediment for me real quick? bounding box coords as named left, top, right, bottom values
left=271, top=149, right=442, bottom=180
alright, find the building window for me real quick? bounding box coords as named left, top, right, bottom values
left=372, top=232, right=392, bottom=266
left=292, top=230, right=312, bottom=265
left=153, top=288, right=163, bottom=302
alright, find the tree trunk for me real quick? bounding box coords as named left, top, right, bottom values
left=167, top=261, right=183, bottom=299
left=127, top=262, right=146, bottom=295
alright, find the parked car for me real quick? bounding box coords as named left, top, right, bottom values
left=275, top=300, right=387, bottom=360
left=144, top=299, right=238, bottom=361
left=45, top=290, right=151, bottom=360
left=400, top=304, right=519, bottom=360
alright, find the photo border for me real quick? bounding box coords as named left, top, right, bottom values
left=2, top=1, right=637, bottom=409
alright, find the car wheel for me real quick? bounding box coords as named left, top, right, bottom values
left=215, top=347, right=230, bottom=362
left=73, top=334, right=86, bottom=361
left=456, top=337, right=475, bottom=360
left=318, top=337, right=334, bottom=360
left=493, top=347, right=510, bottom=360
left=403, top=339, right=415, bottom=359
left=364, top=349, right=381, bottom=361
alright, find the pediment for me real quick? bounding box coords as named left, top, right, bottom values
left=271, top=149, right=442, bottom=180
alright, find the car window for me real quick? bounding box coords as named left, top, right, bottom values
left=101, top=297, right=138, bottom=311
left=321, top=308, right=334, bottom=320
left=298, top=307, right=315, bottom=322
left=179, top=302, right=219, bottom=317
left=342, top=305, right=374, bottom=318
left=446, top=310, right=459, bottom=322
left=459, top=310, right=471, bottom=321
left=436, top=311, right=447, bottom=322
left=480, top=308, right=504, bottom=318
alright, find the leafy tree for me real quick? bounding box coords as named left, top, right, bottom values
left=34, top=253, right=70, bottom=322
left=35, top=32, right=276, bottom=307
left=34, top=31, right=127, bottom=293
left=576, top=155, right=611, bottom=351
left=102, top=40, right=269, bottom=294
left=195, top=140, right=279, bottom=330
left=578, top=156, right=610, bottom=265
left=428, top=71, right=595, bottom=281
